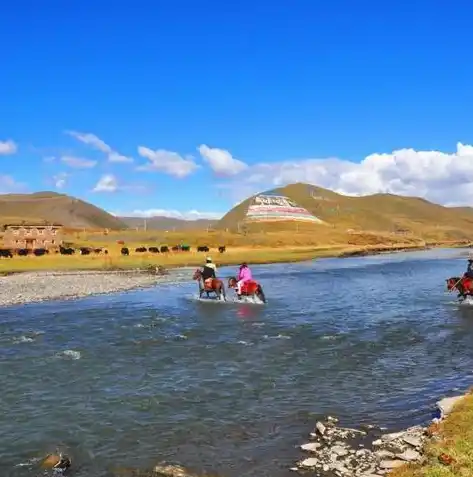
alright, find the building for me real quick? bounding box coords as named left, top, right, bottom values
left=2, top=224, right=63, bottom=249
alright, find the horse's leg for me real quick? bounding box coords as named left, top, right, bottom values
left=221, top=283, right=226, bottom=301
left=257, top=285, right=266, bottom=303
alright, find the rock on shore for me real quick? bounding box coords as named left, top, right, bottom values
left=0, top=269, right=190, bottom=307
left=293, top=394, right=466, bottom=476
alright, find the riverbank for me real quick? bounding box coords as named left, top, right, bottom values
left=0, top=269, right=191, bottom=307
left=292, top=392, right=473, bottom=477
left=0, top=241, right=466, bottom=275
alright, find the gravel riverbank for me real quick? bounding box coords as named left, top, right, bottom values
left=0, top=269, right=193, bottom=307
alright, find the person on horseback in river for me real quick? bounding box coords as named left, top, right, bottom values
left=202, top=257, right=217, bottom=287
left=236, top=262, right=252, bottom=297
left=465, top=258, right=473, bottom=279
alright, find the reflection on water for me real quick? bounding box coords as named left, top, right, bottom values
left=1, top=248, right=473, bottom=477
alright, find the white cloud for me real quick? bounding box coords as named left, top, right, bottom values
left=198, top=144, right=248, bottom=176
left=114, top=208, right=223, bottom=220
left=214, top=142, right=473, bottom=206
left=66, top=130, right=133, bottom=163
left=93, top=174, right=119, bottom=192
left=137, top=147, right=199, bottom=178
left=52, top=172, right=69, bottom=189
left=61, top=155, right=97, bottom=168
left=0, top=175, right=26, bottom=193
left=0, top=140, right=18, bottom=155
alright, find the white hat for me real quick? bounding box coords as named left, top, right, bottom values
left=206, top=256, right=212, bottom=262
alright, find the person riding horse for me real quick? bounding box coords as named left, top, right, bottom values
left=202, top=257, right=217, bottom=288
left=236, top=262, right=252, bottom=298
left=465, top=258, right=473, bottom=279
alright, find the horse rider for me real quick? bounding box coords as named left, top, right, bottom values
left=202, top=257, right=217, bottom=287
left=465, top=258, right=473, bottom=279
left=236, top=262, right=253, bottom=296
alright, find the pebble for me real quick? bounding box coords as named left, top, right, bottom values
left=301, top=443, right=322, bottom=452
left=397, top=449, right=421, bottom=461
left=379, top=460, right=405, bottom=469
left=0, top=269, right=189, bottom=307
left=315, top=421, right=326, bottom=435
left=300, top=457, right=319, bottom=468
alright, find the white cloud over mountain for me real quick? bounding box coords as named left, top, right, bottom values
left=0, top=140, right=17, bottom=155
left=137, top=147, right=199, bottom=178
left=198, top=144, right=248, bottom=176
left=214, top=142, right=473, bottom=206
left=93, top=174, right=119, bottom=192
left=66, top=131, right=133, bottom=163
left=113, top=209, right=223, bottom=220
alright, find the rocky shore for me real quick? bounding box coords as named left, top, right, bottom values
left=0, top=268, right=191, bottom=307
left=292, top=394, right=465, bottom=476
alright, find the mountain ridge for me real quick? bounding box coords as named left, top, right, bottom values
left=216, top=182, right=473, bottom=241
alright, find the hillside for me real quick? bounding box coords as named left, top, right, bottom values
left=0, top=192, right=127, bottom=230
left=217, top=183, right=473, bottom=241
left=120, top=216, right=216, bottom=231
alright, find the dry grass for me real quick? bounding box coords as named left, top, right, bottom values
left=0, top=245, right=346, bottom=273
left=0, top=228, right=466, bottom=274
left=390, top=394, right=473, bottom=477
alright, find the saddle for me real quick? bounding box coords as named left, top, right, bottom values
left=240, top=280, right=259, bottom=295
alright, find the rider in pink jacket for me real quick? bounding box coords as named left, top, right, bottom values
left=237, top=262, right=253, bottom=295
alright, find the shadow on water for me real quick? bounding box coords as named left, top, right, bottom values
left=2, top=248, right=473, bottom=477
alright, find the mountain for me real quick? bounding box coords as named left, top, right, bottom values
left=0, top=192, right=127, bottom=230
left=120, top=216, right=216, bottom=231
left=217, top=183, right=473, bottom=241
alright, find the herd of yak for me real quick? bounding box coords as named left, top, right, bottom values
left=0, top=244, right=226, bottom=259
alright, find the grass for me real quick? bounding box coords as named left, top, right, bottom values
left=0, top=238, right=447, bottom=274
left=0, top=227, right=469, bottom=274
left=390, top=393, right=473, bottom=477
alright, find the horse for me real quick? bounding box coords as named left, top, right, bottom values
left=446, top=276, right=473, bottom=300
left=193, top=268, right=226, bottom=301
left=228, top=277, right=266, bottom=303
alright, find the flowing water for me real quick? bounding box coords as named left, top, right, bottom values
left=2, top=248, right=473, bottom=477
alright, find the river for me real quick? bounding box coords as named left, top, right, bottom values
left=1, top=248, right=473, bottom=477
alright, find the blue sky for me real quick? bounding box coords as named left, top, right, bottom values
left=2, top=1, right=473, bottom=218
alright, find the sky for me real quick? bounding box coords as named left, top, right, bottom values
left=2, top=1, right=473, bottom=220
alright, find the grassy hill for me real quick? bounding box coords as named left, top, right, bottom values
left=217, top=183, right=473, bottom=241
left=0, top=192, right=127, bottom=230
left=120, top=216, right=216, bottom=231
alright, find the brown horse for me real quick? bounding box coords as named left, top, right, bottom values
left=228, top=277, right=266, bottom=303
left=193, top=268, right=226, bottom=301
left=446, top=276, right=473, bottom=300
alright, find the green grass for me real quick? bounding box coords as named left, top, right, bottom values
left=390, top=393, right=473, bottom=477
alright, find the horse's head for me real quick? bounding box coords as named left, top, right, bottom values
left=228, top=276, right=237, bottom=288
left=193, top=268, right=203, bottom=280
left=446, top=277, right=461, bottom=291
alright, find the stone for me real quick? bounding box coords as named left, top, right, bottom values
left=333, top=463, right=349, bottom=474
left=315, top=421, right=326, bottom=435
left=153, top=464, right=192, bottom=477
left=372, top=439, right=383, bottom=446
left=402, top=435, right=422, bottom=448
left=375, top=450, right=395, bottom=459
left=331, top=445, right=349, bottom=457
left=41, top=455, right=60, bottom=469
left=397, top=449, right=421, bottom=462
left=436, top=395, right=465, bottom=418
left=299, top=457, right=319, bottom=468
left=381, top=432, right=404, bottom=442
left=301, top=442, right=321, bottom=452
left=379, top=459, right=405, bottom=469
left=323, top=464, right=330, bottom=472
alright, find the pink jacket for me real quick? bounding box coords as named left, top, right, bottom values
left=237, top=266, right=252, bottom=282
